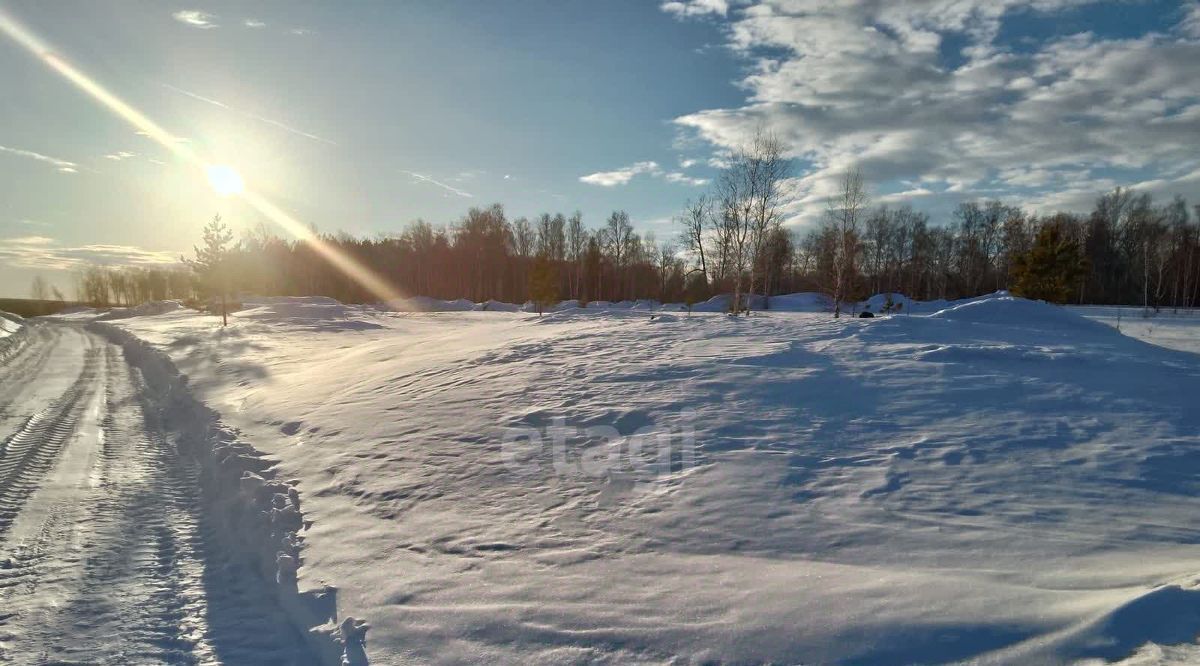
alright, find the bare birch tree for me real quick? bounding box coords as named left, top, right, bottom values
left=716, top=129, right=791, bottom=314
left=677, top=195, right=713, bottom=286
left=824, top=168, right=867, bottom=317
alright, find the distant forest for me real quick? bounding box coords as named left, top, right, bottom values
left=61, top=136, right=1200, bottom=312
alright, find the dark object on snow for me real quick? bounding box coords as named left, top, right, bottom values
left=859, top=311, right=875, bottom=318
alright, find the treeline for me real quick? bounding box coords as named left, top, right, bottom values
left=67, top=188, right=1200, bottom=311
left=71, top=265, right=197, bottom=307
left=224, top=207, right=694, bottom=306
left=62, top=128, right=1198, bottom=312
left=795, top=188, right=1200, bottom=308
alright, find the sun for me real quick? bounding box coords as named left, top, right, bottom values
left=206, top=164, right=245, bottom=197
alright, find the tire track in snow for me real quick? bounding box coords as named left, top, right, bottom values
left=0, top=325, right=66, bottom=440
left=0, top=338, right=102, bottom=537
left=0, top=326, right=316, bottom=664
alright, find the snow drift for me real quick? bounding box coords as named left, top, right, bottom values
left=90, top=292, right=1200, bottom=663
left=94, top=299, right=185, bottom=321
left=930, top=293, right=1112, bottom=334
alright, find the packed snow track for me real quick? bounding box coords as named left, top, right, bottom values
left=0, top=321, right=314, bottom=664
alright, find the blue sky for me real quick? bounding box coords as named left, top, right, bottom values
left=1, top=0, right=1198, bottom=297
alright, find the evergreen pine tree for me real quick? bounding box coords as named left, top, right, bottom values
left=529, top=255, right=559, bottom=316
left=1011, top=222, right=1088, bottom=304
left=186, top=215, right=235, bottom=326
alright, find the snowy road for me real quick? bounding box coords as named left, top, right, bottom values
left=0, top=322, right=313, bottom=664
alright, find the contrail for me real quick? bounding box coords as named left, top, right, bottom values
left=0, top=143, right=78, bottom=172
left=162, top=83, right=338, bottom=146
left=401, top=170, right=474, bottom=198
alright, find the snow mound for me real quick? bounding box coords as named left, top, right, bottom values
left=94, top=300, right=185, bottom=321
left=689, top=295, right=734, bottom=312
left=689, top=294, right=768, bottom=312
left=475, top=300, right=521, bottom=312
left=239, top=296, right=384, bottom=331
left=862, top=292, right=915, bottom=313
left=767, top=292, right=830, bottom=312
left=930, top=294, right=1108, bottom=334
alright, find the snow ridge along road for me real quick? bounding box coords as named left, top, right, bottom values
left=0, top=321, right=324, bottom=664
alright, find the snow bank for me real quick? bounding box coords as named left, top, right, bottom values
left=87, top=320, right=369, bottom=665
left=0, top=311, right=26, bottom=363
left=0, top=310, right=23, bottom=337
left=45, top=305, right=103, bottom=321
left=94, top=300, right=185, bottom=321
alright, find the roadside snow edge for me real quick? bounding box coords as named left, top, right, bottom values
left=87, top=320, right=369, bottom=665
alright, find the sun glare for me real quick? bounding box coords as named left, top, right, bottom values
left=206, top=165, right=245, bottom=197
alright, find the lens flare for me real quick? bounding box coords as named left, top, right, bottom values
left=0, top=9, right=408, bottom=305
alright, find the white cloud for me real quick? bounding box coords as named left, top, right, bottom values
left=401, top=171, right=474, bottom=198
left=0, top=236, right=179, bottom=270
left=661, top=0, right=728, bottom=18
left=243, top=19, right=266, bottom=29
left=579, top=161, right=661, bottom=187
left=664, top=1, right=1200, bottom=223
left=289, top=27, right=315, bottom=36
left=172, top=10, right=218, bottom=29
left=1183, top=4, right=1200, bottom=38
left=104, top=151, right=136, bottom=161
left=0, top=144, right=79, bottom=174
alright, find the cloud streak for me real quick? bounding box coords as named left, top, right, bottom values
left=580, top=160, right=708, bottom=187
left=0, top=143, right=79, bottom=173
left=162, top=83, right=337, bottom=145
left=401, top=171, right=474, bottom=198
left=580, top=161, right=661, bottom=187
left=0, top=235, right=180, bottom=271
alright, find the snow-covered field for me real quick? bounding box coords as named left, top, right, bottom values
left=1070, top=305, right=1200, bottom=355
left=51, top=294, right=1200, bottom=664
